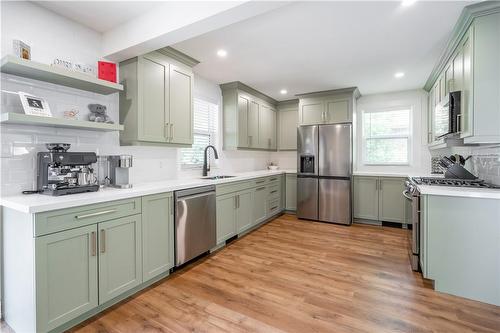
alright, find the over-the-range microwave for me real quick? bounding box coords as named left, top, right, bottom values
left=435, top=91, right=461, bottom=138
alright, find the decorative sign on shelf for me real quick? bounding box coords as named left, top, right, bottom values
left=18, top=92, right=52, bottom=117
left=98, top=61, right=117, bottom=83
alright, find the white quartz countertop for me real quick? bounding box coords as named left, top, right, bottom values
left=1, top=169, right=297, bottom=214
left=353, top=171, right=411, bottom=177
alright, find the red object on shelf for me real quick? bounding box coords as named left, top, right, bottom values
left=98, top=61, right=117, bottom=83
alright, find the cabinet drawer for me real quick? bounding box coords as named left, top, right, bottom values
left=253, top=177, right=268, bottom=186
left=268, top=184, right=280, bottom=199
left=216, top=180, right=253, bottom=196
left=268, top=198, right=280, bottom=217
left=268, top=175, right=280, bottom=183
left=35, top=198, right=142, bottom=236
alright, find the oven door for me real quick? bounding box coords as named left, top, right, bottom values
left=403, top=188, right=419, bottom=271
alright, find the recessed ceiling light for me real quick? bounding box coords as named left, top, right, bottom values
left=280, top=89, right=288, bottom=95
left=401, top=0, right=417, bottom=7
left=394, top=72, right=405, bottom=78
left=216, top=49, right=227, bottom=57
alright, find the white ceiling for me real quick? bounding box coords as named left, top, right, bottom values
left=34, top=1, right=163, bottom=33
left=173, top=1, right=471, bottom=100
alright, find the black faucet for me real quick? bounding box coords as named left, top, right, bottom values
left=202, top=145, right=219, bottom=176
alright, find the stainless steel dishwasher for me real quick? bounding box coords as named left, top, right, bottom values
left=174, top=185, right=216, bottom=266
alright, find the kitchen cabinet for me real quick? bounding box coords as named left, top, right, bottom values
left=216, top=193, right=238, bottom=244
left=119, top=49, right=196, bottom=146
left=253, top=184, right=268, bottom=224
left=278, top=101, right=299, bottom=150
left=221, top=81, right=277, bottom=151
left=378, top=177, right=406, bottom=223
left=353, top=176, right=406, bottom=223
left=460, top=26, right=473, bottom=138
left=297, top=88, right=360, bottom=126
left=236, top=189, right=254, bottom=234
left=259, top=104, right=277, bottom=149
left=285, top=173, right=297, bottom=211
left=98, top=215, right=142, bottom=304
left=141, top=192, right=174, bottom=282
left=35, top=225, right=98, bottom=332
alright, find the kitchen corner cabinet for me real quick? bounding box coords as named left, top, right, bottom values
left=297, top=88, right=360, bottom=126
left=142, top=192, right=174, bottom=282
left=119, top=50, right=194, bottom=146
left=278, top=101, right=299, bottom=150
left=221, top=81, right=278, bottom=151
left=285, top=173, right=297, bottom=210
left=353, top=176, right=406, bottom=223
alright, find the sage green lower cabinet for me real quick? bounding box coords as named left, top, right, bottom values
left=141, top=192, right=174, bottom=282
left=98, top=215, right=142, bottom=304
left=353, top=176, right=379, bottom=220
left=353, top=176, right=405, bottom=223
left=285, top=173, right=297, bottom=211
left=35, top=224, right=98, bottom=332
left=216, top=193, right=238, bottom=244
left=378, top=178, right=406, bottom=223
left=253, top=185, right=268, bottom=224
left=236, top=189, right=254, bottom=234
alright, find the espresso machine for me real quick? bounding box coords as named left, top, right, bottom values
left=36, top=143, right=99, bottom=196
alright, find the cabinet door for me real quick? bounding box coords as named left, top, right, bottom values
left=461, top=26, right=473, bottom=138
left=253, top=185, right=268, bottom=224
left=142, top=193, right=174, bottom=282
left=285, top=174, right=297, bottom=211
left=353, top=176, right=379, bottom=220
left=428, top=86, right=435, bottom=143
left=248, top=101, right=260, bottom=148
left=237, top=95, right=250, bottom=148
left=299, top=102, right=324, bottom=125
left=169, top=65, right=193, bottom=145
left=98, top=215, right=142, bottom=304
left=378, top=178, right=405, bottom=223
left=325, top=99, right=350, bottom=123
left=453, top=48, right=464, bottom=92
left=259, top=105, right=277, bottom=150
left=216, top=193, right=237, bottom=244
left=139, top=55, right=168, bottom=143
left=279, top=109, right=298, bottom=150
left=36, top=225, right=98, bottom=332
left=236, top=189, right=254, bottom=234
left=269, top=107, right=277, bottom=149
left=444, top=63, right=454, bottom=96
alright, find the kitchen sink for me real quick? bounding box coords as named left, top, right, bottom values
left=200, top=175, right=236, bottom=180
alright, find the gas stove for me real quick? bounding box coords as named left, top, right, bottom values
left=412, top=177, right=500, bottom=189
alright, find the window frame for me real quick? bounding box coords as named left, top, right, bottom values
left=179, top=97, right=219, bottom=169
left=361, top=106, right=413, bottom=166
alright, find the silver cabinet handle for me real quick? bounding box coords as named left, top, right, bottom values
left=457, top=114, right=462, bottom=133
left=100, top=229, right=106, bottom=253
left=256, top=186, right=266, bottom=191
left=375, top=179, right=378, bottom=190
left=237, top=195, right=240, bottom=209
left=170, top=123, right=174, bottom=141
left=270, top=206, right=278, bottom=211
left=270, top=178, right=277, bottom=181
left=91, top=231, right=97, bottom=256
left=164, top=122, right=169, bottom=139
left=234, top=196, right=237, bottom=209
left=75, top=209, right=116, bottom=219
left=270, top=190, right=278, bottom=194
left=255, top=179, right=265, bottom=184
left=379, top=180, right=383, bottom=191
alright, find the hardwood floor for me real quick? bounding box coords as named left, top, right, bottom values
left=6, top=214, right=500, bottom=333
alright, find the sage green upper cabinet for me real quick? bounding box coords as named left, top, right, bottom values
left=297, top=87, right=360, bottom=126
left=278, top=100, right=298, bottom=150
left=142, top=193, right=174, bottom=282
left=35, top=225, right=98, bottom=332
left=216, top=193, right=237, bottom=244
left=169, top=64, right=193, bottom=145
left=119, top=47, right=198, bottom=146
left=461, top=26, right=473, bottom=138
left=378, top=178, right=406, bottom=223
left=98, top=215, right=142, bottom=304
left=221, top=81, right=277, bottom=151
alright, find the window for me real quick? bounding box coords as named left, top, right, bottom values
left=362, top=108, right=411, bottom=165
left=180, top=98, right=218, bottom=167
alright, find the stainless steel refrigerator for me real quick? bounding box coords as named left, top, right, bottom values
left=297, top=123, right=352, bottom=225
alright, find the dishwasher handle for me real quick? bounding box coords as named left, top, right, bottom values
left=177, top=191, right=215, bottom=201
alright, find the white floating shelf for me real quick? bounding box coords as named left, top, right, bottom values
left=0, top=55, right=123, bottom=95
left=0, top=113, right=124, bottom=131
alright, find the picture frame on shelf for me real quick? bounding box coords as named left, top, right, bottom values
left=18, top=91, right=52, bottom=117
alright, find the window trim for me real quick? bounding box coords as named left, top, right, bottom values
left=361, top=106, right=413, bottom=166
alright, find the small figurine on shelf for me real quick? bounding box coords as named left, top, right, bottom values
left=13, top=40, right=31, bottom=60
left=88, top=104, right=114, bottom=124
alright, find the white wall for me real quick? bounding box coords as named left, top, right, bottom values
left=355, top=89, right=431, bottom=174
left=1, top=1, right=102, bottom=66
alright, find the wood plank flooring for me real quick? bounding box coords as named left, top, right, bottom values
left=6, top=214, right=500, bottom=332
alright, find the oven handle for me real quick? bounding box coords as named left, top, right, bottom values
left=402, top=190, right=413, bottom=200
